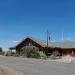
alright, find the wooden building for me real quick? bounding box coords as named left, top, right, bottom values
left=10, top=36, right=75, bottom=56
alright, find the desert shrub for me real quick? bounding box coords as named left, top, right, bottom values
left=48, top=55, right=61, bottom=60
left=5, top=51, right=16, bottom=56
left=48, top=55, right=57, bottom=60
left=38, top=51, right=47, bottom=59
left=21, top=46, right=40, bottom=58
left=29, top=51, right=40, bottom=58
left=13, top=53, right=20, bottom=57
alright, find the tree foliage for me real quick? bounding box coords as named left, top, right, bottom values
left=21, top=46, right=40, bottom=58
left=0, top=48, right=2, bottom=52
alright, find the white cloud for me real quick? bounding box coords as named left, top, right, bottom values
left=12, top=41, right=20, bottom=43
left=10, top=40, right=20, bottom=47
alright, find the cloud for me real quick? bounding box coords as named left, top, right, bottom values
left=0, top=40, right=20, bottom=48
left=11, top=40, right=20, bottom=47
left=12, top=41, right=20, bottom=43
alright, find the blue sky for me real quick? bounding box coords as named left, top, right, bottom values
left=0, top=0, right=75, bottom=48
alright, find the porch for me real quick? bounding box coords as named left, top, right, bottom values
left=44, top=47, right=75, bottom=56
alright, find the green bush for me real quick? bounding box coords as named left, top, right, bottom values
left=48, top=55, right=61, bottom=60
left=13, top=53, right=20, bottom=57
left=5, top=51, right=16, bottom=56
left=38, top=51, right=47, bottom=59
left=21, top=46, right=40, bottom=58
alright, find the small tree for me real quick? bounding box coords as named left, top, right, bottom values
left=0, top=48, right=2, bottom=52
left=5, top=51, right=16, bottom=56
left=21, top=46, right=40, bottom=58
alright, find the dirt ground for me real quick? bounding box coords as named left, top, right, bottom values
left=0, top=56, right=75, bottom=75
left=0, top=65, right=19, bottom=75
left=0, top=68, right=6, bottom=75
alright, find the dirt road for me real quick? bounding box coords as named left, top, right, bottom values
left=0, top=56, right=75, bottom=75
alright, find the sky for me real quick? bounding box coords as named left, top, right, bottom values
left=0, top=0, right=75, bottom=48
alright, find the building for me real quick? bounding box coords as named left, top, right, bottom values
left=10, top=36, right=75, bottom=56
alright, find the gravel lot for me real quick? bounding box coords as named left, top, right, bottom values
left=0, top=56, right=75, bottom=75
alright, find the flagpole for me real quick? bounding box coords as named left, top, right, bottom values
left=47, top=30, right=48, bottom=48
left=47, top=30, right=48, bottom=56
left=47, top=30, right=51, bottom=56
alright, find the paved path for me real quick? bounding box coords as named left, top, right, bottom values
left=0, top=56, right=75, bottom=75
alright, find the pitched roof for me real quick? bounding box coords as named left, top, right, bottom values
left=10, top=36, right=75, bottom=49
left=10, top=36, right=47, bottom=49
left=17, top=36, right=47, bottom=47
left=50, top=41, right=75, bottom=48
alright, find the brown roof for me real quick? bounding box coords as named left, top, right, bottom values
left=10, top=36, right=75, bottom=49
